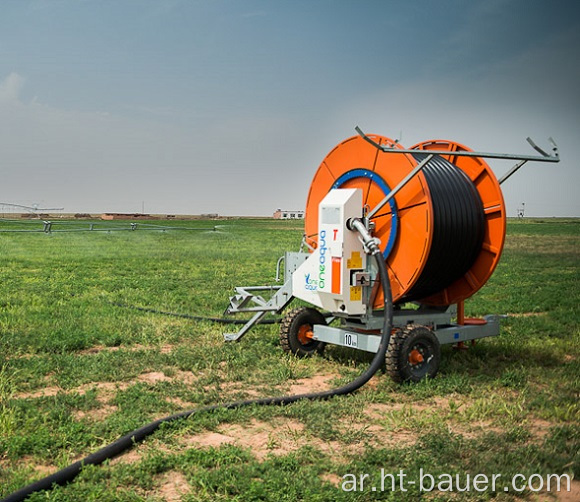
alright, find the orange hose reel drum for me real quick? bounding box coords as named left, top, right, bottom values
left=304, top=134, right=435, bottom=303
left=410, top=140, right=506, bottom=306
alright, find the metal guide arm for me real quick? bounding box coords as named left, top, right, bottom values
left=367, top=153, right=434, bottom=220
left=223, top=281, right=294, bottom=341
left=355, top=126, right=559, bottom=163
left=498, top=137, right=560, bottom=185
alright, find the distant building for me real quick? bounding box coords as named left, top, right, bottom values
left=273, top=209, right=304, bottom=220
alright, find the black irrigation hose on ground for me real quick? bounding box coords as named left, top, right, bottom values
left=2, top=234, right=393, bottom=502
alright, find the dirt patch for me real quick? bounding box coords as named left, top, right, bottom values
left=182, top=417, right=374, bottom=461
left=365, top=402, right=395, bottom=419
left=14, top=365, right=257, bottom=405
left=15, top=369, right=199, bottom=402
left=169, top=370, right=200, bottom=386
left=320, top=472, right=342, bottom=487
left=528, top=418, right=553, bottom=440
left=76, top=381, right=130, bottom=401
left=14, top=378, right=130, bottom=401
left=76, top=370, right=197, bottom=400
left=360, top=375, right=381, bottom=391
left=110, top=447, right=142, bottom=466
left=157, top=470, right=190, bottom=501
left=137, top=372, right=172, bottom=384
left=14, top=456, right=57, bottom=476
left=555, top=479, right=580, bottom=502
left=381, top=429, right=417, bottom=446
left=15, top=385, right=62, bottom=399
left=110, top=438, right=175, bottom=467
left=221, top=419, right=307, bottom=460
left=187, top=431, right=235, bottom=449
left=453, top=420, right=505, bottom=440
left=74, top=404, right=118, bottom=421
left=183, top=418, right=311, bottom=460
left=165, top=396, right=195, bottom=408
left=34, top=463, right=56, bottom=476
left=288, top=374, right=336, bottom=394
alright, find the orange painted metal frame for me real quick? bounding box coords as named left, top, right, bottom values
left=304, top=134, right=506, bottom=307
left=305, top=135, right=434, bottom=304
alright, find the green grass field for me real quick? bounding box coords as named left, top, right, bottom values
left=0, top=218, right=578, bottom=501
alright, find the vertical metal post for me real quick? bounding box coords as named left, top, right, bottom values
left=457, top=300, right=465, bottom=325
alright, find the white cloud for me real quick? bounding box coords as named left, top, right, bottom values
left=0, top=72, right=25, bottom=104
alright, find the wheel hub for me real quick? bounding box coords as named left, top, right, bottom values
left=408, top=348, right=424, bottom=365
left=297, top=324, right=314, bottom=345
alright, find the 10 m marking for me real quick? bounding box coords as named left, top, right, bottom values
left=344, top=332, right=358, bottom=348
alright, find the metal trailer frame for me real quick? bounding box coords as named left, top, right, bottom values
left=223, top=129, right=558, bottom=358
left=313, top=306, right=501, bottom=353
left=224, top=251, right=500, bottom=350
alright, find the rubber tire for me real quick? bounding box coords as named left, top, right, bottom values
left=386, top=325, right=440, bottom=383
left=279, top=307, right=326, bottom=357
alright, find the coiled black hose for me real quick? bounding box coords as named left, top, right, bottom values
left=404, top=153, right=485, bottom=301
left=2, top=236, right=393, bottom=502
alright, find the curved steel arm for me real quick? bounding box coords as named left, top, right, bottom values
left=355, top=126, right=559, bottom=163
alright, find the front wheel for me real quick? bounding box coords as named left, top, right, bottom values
left=386, top=325, right=440, bottom=383
left=279, top=307, right=326, bottom=357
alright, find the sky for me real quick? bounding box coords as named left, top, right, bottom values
left=1, top=0, right=579, bottom=217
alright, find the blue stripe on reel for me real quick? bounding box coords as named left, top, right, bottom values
left=332, top=169, right=398, bottom=259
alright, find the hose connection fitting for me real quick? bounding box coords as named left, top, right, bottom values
left=347, top=217, right=381, bottom=255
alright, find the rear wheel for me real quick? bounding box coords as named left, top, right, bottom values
left=279, top=307, right=326, bottom=357
left=386, top=325, right=440, bottom=383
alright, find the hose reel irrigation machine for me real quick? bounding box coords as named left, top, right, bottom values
left=224, top=127, right=559, bottom=382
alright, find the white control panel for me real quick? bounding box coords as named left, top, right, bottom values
left=292, top=189, right=367, bottom=315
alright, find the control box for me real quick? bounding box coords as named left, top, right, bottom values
left=292, top=189, right=367, bottom=315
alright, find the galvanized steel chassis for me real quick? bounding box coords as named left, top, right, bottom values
left=223, top=251, right=500, bottom=349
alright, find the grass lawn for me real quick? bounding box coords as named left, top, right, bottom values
left=0, top=217, right=578, bottom=501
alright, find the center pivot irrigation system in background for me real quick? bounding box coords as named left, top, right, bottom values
left=3, top=127, right=559, bottom=501
left=0, top=219, right=221, bottom=234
